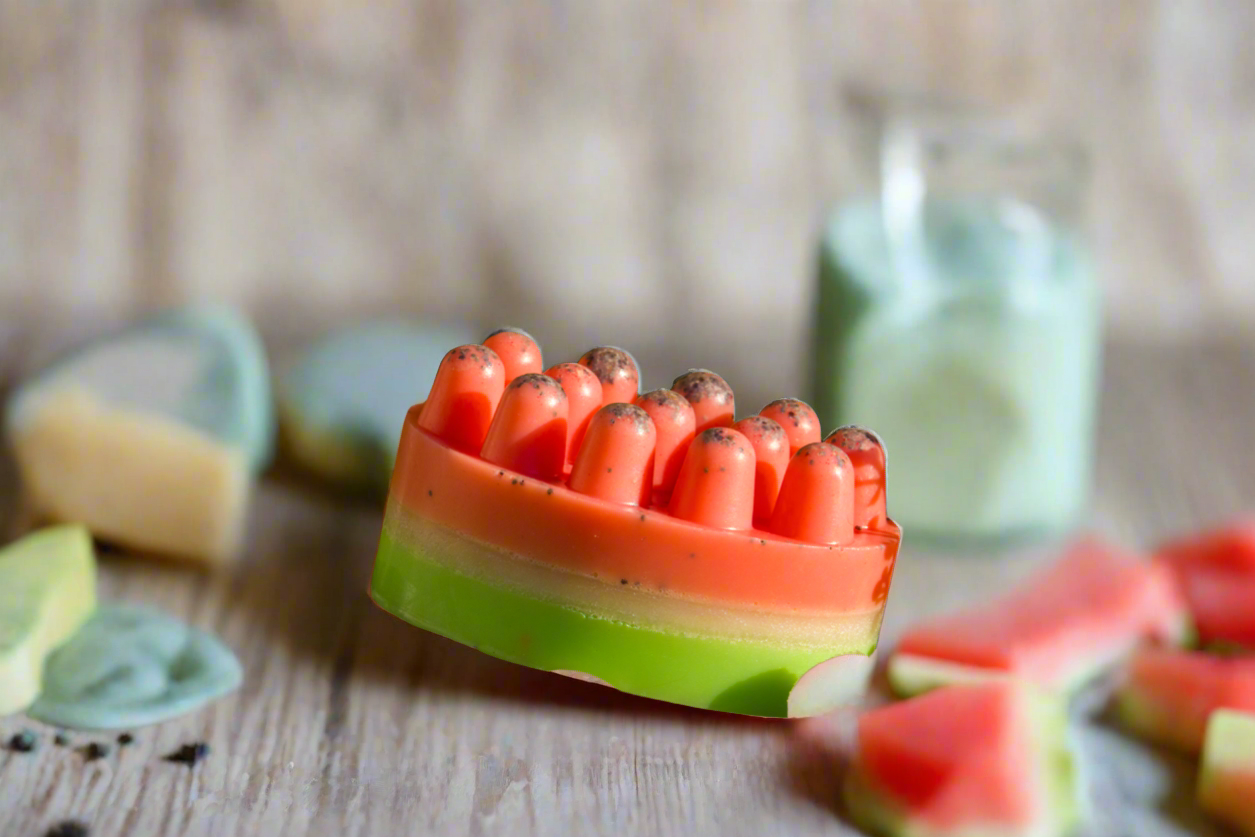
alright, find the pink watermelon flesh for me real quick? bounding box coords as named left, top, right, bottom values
left=895, top=538, right=1187, bottom=691
left=855, top=682, right=1037, bottom=831
left=1116, top=648, right=1255, bottom=753
left=1157, top=524, right=1255, bottom=648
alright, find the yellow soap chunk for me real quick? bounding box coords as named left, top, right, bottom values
left=11, top=389, right=251, bottom=565
left=0, top=524, right=97, bottom=716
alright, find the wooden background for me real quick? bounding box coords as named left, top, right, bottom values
left=3, top=0, right=1255, bottom=396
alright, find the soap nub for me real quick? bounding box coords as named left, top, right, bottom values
left=279, top=320, right=477, bottom=490
left=5, top=303, right=273, bottom=564
left=0, top=525, right=97, bottom=716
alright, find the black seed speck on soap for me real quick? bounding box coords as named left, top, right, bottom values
left=606, top=467, right=613, bottom=473
left=44, top=821, right=90, bottom=837
left=83, top=742, right=109, bottom=761
left=7, top=730, right=37, bottom=752
left=672, top=370, right=733, bottom=406
left=689, top=552, right=696, bottom=558
left=117, top=733, right=134, bottom=747
left=547, top=487, right=554, bottom=495
left=580, top=347, right=638, bottom=386
left=165, top=742, right=210, bottom=767
left=54, top=733, right=70, bottom=747
left=639, top=514, right=646, bottom=522
left=427, top=489, right=433, bottom=497
left=698, top=427, right=738, bottom=447
left=511, top=478, right=519, bottom=485
left=719, top=466, right=726, bottom=472
left=703, top=467, right=709, bottom=474
left=620, top=579, right=628, bottom=585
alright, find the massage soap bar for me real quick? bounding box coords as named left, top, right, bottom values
left=5, top=303, right=274, bottom=564
left=280, top=319, right=476, bottom=491
left=370, top=333, right=902, bottom=717
left=0, top=525, right=97, bottom=716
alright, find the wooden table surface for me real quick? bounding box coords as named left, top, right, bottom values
left=1, top=336, right=1250, bottom=837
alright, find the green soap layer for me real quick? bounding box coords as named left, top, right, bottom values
left=372, top=529, right=875, bottom=717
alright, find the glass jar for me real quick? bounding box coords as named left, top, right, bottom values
left=813, top=98, right=1101, bottom=545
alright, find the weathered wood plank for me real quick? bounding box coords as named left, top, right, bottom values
left=0, top=336, right=1246, bottom=835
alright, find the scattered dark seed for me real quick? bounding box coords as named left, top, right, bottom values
left=44, top=821, right=90, bottom=837
left=689, top=552, right=696, bottom=558
left=165, top=742, right=210, bottom=767
left=498, top=470, right=504, bottom=477
left=547, top=488, right=554, bottom=495
left=7, top=730, right=37, bottom=753
left=427, top=489, right=433, bottom=497
left=620, top=579, right=628, bottom=585
left=83, top=742, right=110, bottom=761
left=511, top=478, right=519, bottom=485
left=639, top=514, right=646, bottom=522
left=606, top=467, right=613, bottom=473
left=117, top=733, right=134, bottom=747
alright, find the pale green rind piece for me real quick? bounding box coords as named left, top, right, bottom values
left=29, top=604, right=243, bottom=730
left=6, top=302, right=274, bottom=473
left=1198, top=709, right=1255, bottom=836
left=887, top=654, right=1015, bottom=698
left=279, top=320, right=475, bottom=490
left=0, top=525, right=97, bottom=716
left=842, top=687, right=1080, bottom=837
left=787, top=653, right=876, bottom=718
left=886, top=629, right=1186, bottom=699
left=1201, top=709, right=1255, bottom=771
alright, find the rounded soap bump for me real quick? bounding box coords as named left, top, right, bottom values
left=417, top=344, right=506, bottom=454
left=827, top=425, right=888, bottom=530
left=668, top=427, right=756, bottom=531
left=760, top=398, right=821, bottom=456
left=483, top=328, right=543, bottom=385
left=569, top=403, right=657, bottom=506
left=734, top=415, right=790, bottom=526
left=671, top=369, right=735, bottom=433
left=769, top=442, right=856, bottom=545
left=578, top=347, right=640, bottom=405
left=545, top=362, right=603, bottom=471
left=480, top=373, right=568, bottom=480
left=634, top=388, right=697, bottom=503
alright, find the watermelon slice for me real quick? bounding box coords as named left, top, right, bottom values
left=1157, top=522, right=1255, bottom=650
left=1198, top=709, right=1255, bottom=836
left=1113, top=647, right=1255, bottom=753
left=844, top=680, right=1080, bottom=837
left=888, top=538, right=1190, bottom=697
left=369, top=334, right=902, bottom=717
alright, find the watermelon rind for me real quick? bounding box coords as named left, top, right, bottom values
left=1198, top=709, right=1255, bottom=835
left=887, top=612, right=1194, bottom=700
left=842, top=685, right=1081, bottom=837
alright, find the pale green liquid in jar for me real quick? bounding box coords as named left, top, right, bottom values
left=813, top=197, right=1102, bottom=544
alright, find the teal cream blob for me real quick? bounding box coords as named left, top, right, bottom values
left=29, top=605, right=243, bottom=730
